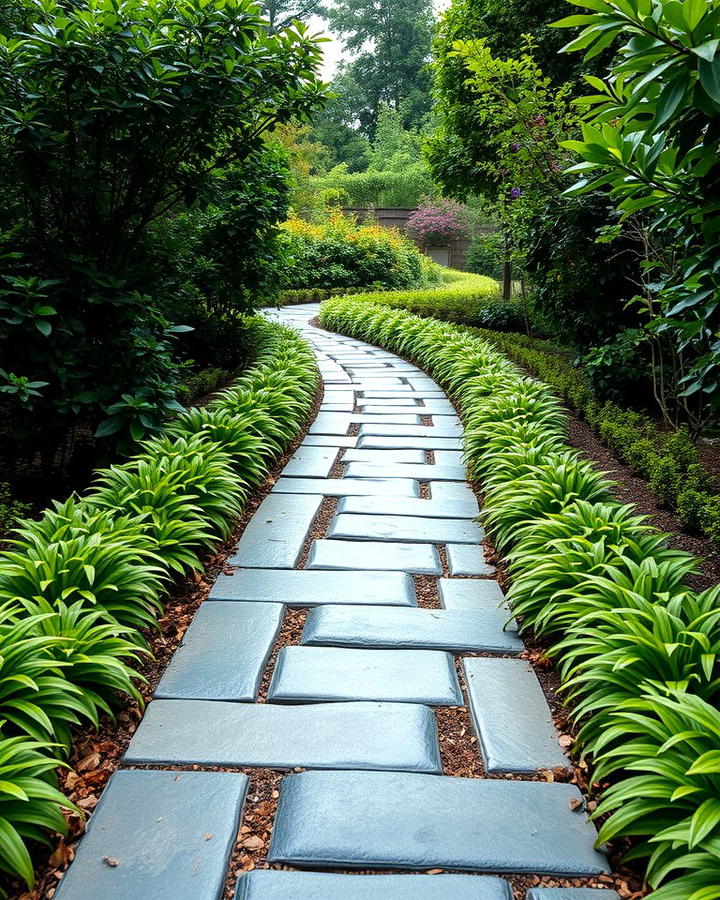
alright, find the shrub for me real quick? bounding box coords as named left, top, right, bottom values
left=282, top=213, right=441, bottom=290
left=405, top=199, right=469, bottom=248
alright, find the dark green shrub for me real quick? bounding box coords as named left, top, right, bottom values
left=465, top=231, right=503, bottom=280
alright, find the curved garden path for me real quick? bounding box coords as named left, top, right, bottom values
left=54, top=304, right=617, bottom=900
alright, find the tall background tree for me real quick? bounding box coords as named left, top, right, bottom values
left=323, top=0, right=434, bottom=137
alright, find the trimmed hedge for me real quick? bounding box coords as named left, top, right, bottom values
left=470, top=327, right=720, bottom=544
left=341, top=269, right=525, bottom=331
left=319, top=296, right=720, bottom=900
left=0, top=318, right=318, bottom=890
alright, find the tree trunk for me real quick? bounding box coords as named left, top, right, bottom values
left=502, top=259, right=512, bottom=302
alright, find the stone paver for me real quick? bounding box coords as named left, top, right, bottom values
left=328, top=513, right=483, bottom=544
left=54, top=770, right=248, bottom=900
left=463, top=658, right=568, bottom=773
left=359, top=435, right=463, bottom=450
left=282, top=446, right=339, bottom=477
left=307, top=539, right=442, bottom=574
left=210, top=568, right=416, bottom=606
left=447, top=543, right=496, bottom=576
left=359, top=422, right=462, bottom=436
left=338, top=495, right=478, bottom=520
left=302, top=434, right=358, bottom=447
left=268, top=770, right=608, bottom=875
left=302, top=605, right=523, bottom=654
left=343, top=462, right=467, bottom=481
left=439, top=578, right=507, bottom=610
left=228, top=493, right=322, bottom=568
left=235, top=871, right=512, bottom=898
left=268, top=646, right=462, bottom=705
left=527, top=891, right=620, bottom=900
left=155, top=602, right=282, bottom=701
left=342, top=448, right=426, bottom=464
left=273, top=477, right=419, bottom=497
left=126, top=699, right=442, bottom=772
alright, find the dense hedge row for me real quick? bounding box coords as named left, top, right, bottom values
left=319, top=296, right=720, bottom=900
left=471, top=328, right=720, bottom=545
left=0, top=319, right=318, bottom=890
left=342, top=269, right=525, bottom=331
left=282, top=214, right=441, bottom=291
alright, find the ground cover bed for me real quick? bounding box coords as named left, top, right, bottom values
left=318, top=295, right=720, bottom=900
left=0, top=318, right=319, bottom=896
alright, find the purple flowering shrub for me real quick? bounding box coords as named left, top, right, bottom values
left=405, top=199, right=468, bottom=247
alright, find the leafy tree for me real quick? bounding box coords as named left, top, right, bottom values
left=323, top=0, right=434, bottom=136
left=309, top=68, right=372, bottom=171
left=558, top=0, right=720, bottom=426
left=0, top=0, right=326, bottom=465
left=260, top=0, right=324, bottom=31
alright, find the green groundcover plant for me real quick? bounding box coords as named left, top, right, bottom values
left=0, top=318, right=318, bottom=890
left=468, top=326, right=720, bottom=545
left=318, top=295, right=720, bottom=898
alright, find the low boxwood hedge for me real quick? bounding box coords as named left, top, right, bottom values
left=319, top=296, right=720, bottom=900
left=0, top=318, right=318, bottom=890
left=470, top=327, right=720, bottom=545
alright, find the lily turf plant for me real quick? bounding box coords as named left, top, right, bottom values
left=0, top=318, right=318, bottom=890
left=318, top=295, right=720, bottom=900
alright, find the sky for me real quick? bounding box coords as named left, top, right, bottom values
left=310, top=0, right=452, bottom=80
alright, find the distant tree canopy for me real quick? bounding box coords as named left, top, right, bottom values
left=323, top=0, right=434, bottom=137
left=259, top=0, right=324, bottom=31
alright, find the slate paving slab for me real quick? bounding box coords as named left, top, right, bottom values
left=308, top=413, right=352, bottom=435
left=350, top=414, right=423, bottom=425
left=228, top=493, right=322, bottom=568
left=155, top=602, right=283, bottom=701
left=268, top=646, right=462, bottom=706
left=526, top=891, right=620, bottom=900
left=448, top=543, right=496, bottom=576
left=307, top=539, right=442, bottom=574
left=54, top=770, right=248, bottom=900
left=272, top=477, right=419, bottom=497
left=268, top=770, right=608, bottom=875
left=328, top=513, right=483, bottom=544
left=282, top=447, right=338, bottom=478
left=463, top=658, right=568, bottom=774
left=125, top=699, right=442, bottom=772
left=362, top=390, right=447, bottom=398
left=431, top=481, right=478, bottom=505
left=439, top=579, right=507, bottom=610
left=342, top=449, right=427, bottom=464
left=210, top=568, right=416, bottom=606
left=235, top=871, right=513, bottom=899
left=359, top=435, right=464, bottom=450
left=358, top=423, right=462, bottom=437
left=302, top=434, right=358, bottom=447
left=338, top=495, right=478, bottom=520
left=435, top=449, right=465, bottom=466
left=302, top=605, right=523, bottom=654
left=343, top=462, right=467, bottom=481
left=363, top=403, right=456, bottom=416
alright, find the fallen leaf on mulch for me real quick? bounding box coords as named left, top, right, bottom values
left=241, top=835, right=264, bottom=851
left=558, top=734, right=573, bottom=748
left=76, top=751, right=100, bottom=773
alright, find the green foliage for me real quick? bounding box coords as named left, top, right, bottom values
left=470, top=325, right=720, bottom=545
left=330, top=270, right=514, bottom=327
left=0, top=319, right=318, bottom=887
left=559, top=0, right=720, bottom=417
left=0, top=485, right=27, bottom=542
left=0, top=0, right=325, bottom=461
left=324, top=0, right=433, bottom=137
left=282, top=214, right=440, bottom=290
left=0, top=736, right=70, bottom=889
left=317, top=295, right=720, bottom=896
